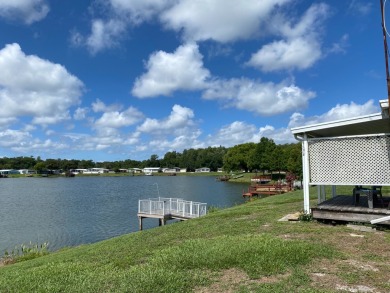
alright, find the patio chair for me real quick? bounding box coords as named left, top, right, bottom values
left=353, top=186, right=384, bottom=208
left=352, top=186, right=363, bottom=205
left=372, top=186, right=384, bottom=208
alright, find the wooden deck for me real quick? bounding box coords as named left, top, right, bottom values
left=243, top=184, right=292, bottom=197
left=312, top=195, right=390, bottom=225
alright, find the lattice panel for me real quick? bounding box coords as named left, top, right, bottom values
left=308, top=135, right=390, bottom=185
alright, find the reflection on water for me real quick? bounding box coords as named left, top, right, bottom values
left=0, top=176, right=246, bottom=252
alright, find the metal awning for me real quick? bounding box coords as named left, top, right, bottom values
left=291, top=100, right=390, bottom=138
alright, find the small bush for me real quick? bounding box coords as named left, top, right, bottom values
left=207, top=205, right=222, bottom=213
left=298, top=212, right=313, bottom=222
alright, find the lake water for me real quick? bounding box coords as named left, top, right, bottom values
left=0, top=176, right=247, bottom=253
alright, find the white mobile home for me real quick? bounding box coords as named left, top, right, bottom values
left=143, top=167, right=161, bottom=173
left=162, top=167, right=180, bottom=173
left=83, top=168, right=109, bottom=174
left=195, top=167, right=210, bottom=173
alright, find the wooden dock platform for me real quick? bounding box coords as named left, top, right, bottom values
left=312, top=195, right=390, bottom=225
left=137, top=197, right=207, bottom=230
left=243, top=183, right=292, bottom=197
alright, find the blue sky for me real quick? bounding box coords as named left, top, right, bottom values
left=0, top=0, right=385, bottom=161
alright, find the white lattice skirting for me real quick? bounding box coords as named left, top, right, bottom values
left=308, top=135, right=390, bottom=185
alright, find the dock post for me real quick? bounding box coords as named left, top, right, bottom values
left=138, top=216, right=143, bottom=231
left=159, top=218, right=166, bottom=226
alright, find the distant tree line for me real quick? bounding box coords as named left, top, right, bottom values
left=222, top=138, right=302, bottom=176
left=0, top=138, right=302, bottom=177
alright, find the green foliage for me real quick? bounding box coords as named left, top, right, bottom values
left=33, top=161, right=46, bottom=172
left=223, top=143, right=256, bottom=172
left=248, top=137, right=276, bottom=172
left=221, top=139, right=302, bottom=177
left=298, top=212, right=313, bottom=222
left=2, top=242, right=49, bottom=264
left=286, top=143, right=302, bottom=178
left=207, top=205, right=222, bottom=213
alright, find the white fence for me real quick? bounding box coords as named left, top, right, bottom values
left=138, top=197, right=207, bottom=218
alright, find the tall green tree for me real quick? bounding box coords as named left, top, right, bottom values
left=270, top=144, right=285, bottom=174
left=248, top=137, right=276, bottom=173
left=286, top=143, right=302, bottom=178
left=162, top=151, right=180, bottom=168
left=34, top=162, right=46, bottom=173
left=181, top=149, right=198, bottom=171
left=223, top=143, right=255, bottom=172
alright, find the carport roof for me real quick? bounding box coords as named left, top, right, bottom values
left=291, top=100, right=390, bottom=138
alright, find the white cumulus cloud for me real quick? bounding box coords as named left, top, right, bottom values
left=161, top=0, right=291, bottom=42
left=73, top=0, right=174, bottom=54
left=95, top=107, right=144, bottom=128
left=86, top=19, right=127, bottom=55
left=203, top=78, right=315, bottom=116
left=108, top=0, right=174, bottom=24
left=132, top=43, right=210, bottom=98
left=0, top=43, right=84, bottom=125
left=0, top=129, right=32, bottom=147
left=92, top=99, right=123, bottom=113
left=205, top=121, right=296, bottom=147
left=80, top=0, right=292, bottom=53
left=11, top=139, right=68, bottom=153
left=288, top=100, right=379, bottom=129
left=0, top=0, right=49, bottom=24
left=247, top=37, right=321, bottom=72
left=206, top=121, right=258, bottom=147
left=137, top=104, right=195, bottom=133
left=247, top=3, right=329, bottom=72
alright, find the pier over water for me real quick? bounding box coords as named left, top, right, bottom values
left=137, top=197, right=207, bottom=230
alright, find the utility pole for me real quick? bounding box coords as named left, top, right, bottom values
left=380, top=0, right=390, bottom=115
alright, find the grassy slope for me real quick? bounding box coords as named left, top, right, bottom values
left=1, top=188, right=390, bottom=292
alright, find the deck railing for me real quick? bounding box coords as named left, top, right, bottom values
left=138, top=197, right=207, bottom=218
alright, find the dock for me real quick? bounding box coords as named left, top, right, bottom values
left=250, top=175, right=272, bottom=183
left=243, top=183, right=292, bottom=197
left=137, top=197, right=207, bottom=230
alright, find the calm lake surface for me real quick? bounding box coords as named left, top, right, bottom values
left=0, top=176, right=247, bottom=253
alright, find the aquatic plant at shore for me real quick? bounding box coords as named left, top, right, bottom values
left=1, top=242, right=49, bottom=265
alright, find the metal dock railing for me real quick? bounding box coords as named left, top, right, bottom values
left=137, top=197, right=207, bottom=230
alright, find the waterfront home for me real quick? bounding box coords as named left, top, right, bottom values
left=70, top=168, right=88, bottom=174
left=143, top=167, right=161, bottom=174
left=129, top=168, right=143, bottom=174
left=162, top=167, right=181, bottom=173
left=18, top=169, right=36, bottom=175
left=83, top=168, right=109, bottom=174
left=0, top=169, right=19, bottom=175
left=291, top=99, right=390, bottom=225
left=195, top=167, right=210, bottom=173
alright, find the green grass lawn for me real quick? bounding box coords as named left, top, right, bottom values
left=1, top=187, right=390, bottom=292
